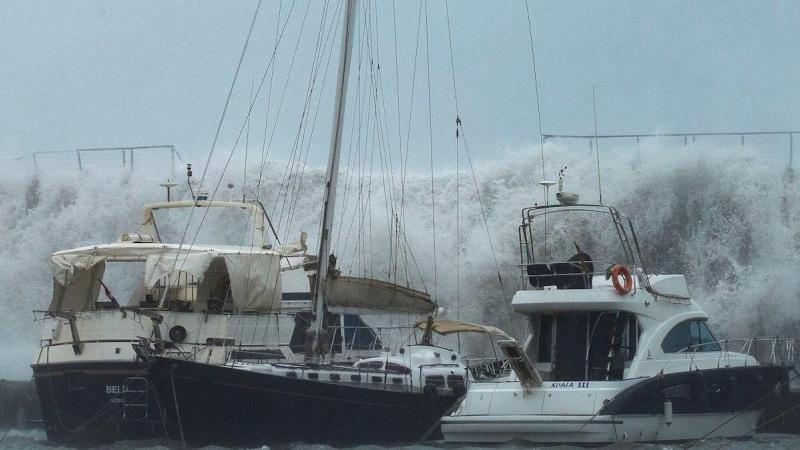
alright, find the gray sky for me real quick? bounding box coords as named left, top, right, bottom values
left=2, top=1, right=799, bottom=170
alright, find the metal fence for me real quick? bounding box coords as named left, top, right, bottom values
left=3, top=145, right=182, bottom=178
left=543, top=131, right=796, bottom=169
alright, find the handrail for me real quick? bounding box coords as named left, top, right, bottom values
left=660, top=337, right=794, bottom=373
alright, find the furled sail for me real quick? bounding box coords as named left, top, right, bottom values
left=324, top=276, right=435, bottom=315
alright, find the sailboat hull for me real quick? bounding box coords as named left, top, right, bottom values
left=148, top=356, right=459, bottom=446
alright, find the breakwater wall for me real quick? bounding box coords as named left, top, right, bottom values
left=0, top=380, right=40, bottom=429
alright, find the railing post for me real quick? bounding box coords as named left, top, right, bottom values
left=77, top=151, right=82, bottom=171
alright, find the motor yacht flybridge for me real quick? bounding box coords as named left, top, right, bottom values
left=441, top=177, right=794, bottom=444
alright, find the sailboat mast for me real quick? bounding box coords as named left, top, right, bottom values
left=311, top=0, right=358, bottom=358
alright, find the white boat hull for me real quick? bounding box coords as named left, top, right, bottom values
left=442, top=411, right=761, bottom=444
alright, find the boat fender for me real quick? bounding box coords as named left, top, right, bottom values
left=663, top=400, right=673, bottom=426
left=693, top=370, right=709, bottom=406
left=727, top=375, right=738, bottom=409
left=452, top=382, right=467, bottom=398
left=611, top=264, right=632, bottom=295
left=424, top=383, right=439, bottom=407
left=169, top=325, right=187, bottom=343
left=780, top=370, right=791, bottom=397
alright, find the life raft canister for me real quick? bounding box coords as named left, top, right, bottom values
left=611, top=264, right=632, bottom=295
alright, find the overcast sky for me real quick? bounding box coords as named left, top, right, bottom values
left=2, top=1, right=799, bottom=170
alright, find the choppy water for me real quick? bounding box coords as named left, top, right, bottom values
left=2, top=428, right=800, bottom=450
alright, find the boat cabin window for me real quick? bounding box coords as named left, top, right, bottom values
left=534, top=311, right=639, bottom=382
left=661, top=320, right=721, bottom=353
left=289, top=313, right=382, bottom=355
left=356, top=361, right=384, bottom=370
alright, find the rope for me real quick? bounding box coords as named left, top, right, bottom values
left=170, top=366, right=187, bottom=448
left=0, top=425, right=10, bottom=445
left=561, top=406, right=610, bottom=445
left=417, top=394, right=466, bottom=443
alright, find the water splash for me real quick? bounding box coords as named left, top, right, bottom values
left=0, top=140, right=797, bottom=379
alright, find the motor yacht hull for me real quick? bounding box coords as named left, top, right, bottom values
left=148, top=356, right=459, bottom=446
left=442, top=365, right=790, bottom=444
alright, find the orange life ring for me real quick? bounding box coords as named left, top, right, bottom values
left=611, top=264, right=632, bottom=295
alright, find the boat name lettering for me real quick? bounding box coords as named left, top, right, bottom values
left=106, top=385, right=127, bottom=394
left=550, top=382, right=590, bottom=388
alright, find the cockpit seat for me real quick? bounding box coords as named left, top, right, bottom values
left=552, top=252, right=594, bottom=290
left=527, top=263, right=556, bottom=288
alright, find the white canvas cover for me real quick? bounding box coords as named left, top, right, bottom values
left=222, top=253, right=282, bottom=312
left=144, top=252, right=215, bottom=289
left=324, top=276, right=435, bottom=315
left=48, top=254, right=107, bottom=312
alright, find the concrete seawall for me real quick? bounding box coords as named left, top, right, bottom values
left=0, top=380, right=40, bottom=429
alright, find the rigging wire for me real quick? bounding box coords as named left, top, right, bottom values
left=391, top=0, right=404, bottom=286
left=159, top=0, right=263, bottom=313
left=244, top=78, right=253, bottom=200
left=281, top=0, right=342, bottom=245
left=194, top=0, right=262, bottom=206
left=399, top=0, right=425, bottom=289
left=424, top=0, right=438, bottom=307
left=593, top=85, right=603, bottom=204
left=446, top=0, right=517, bottom=339
left=457, top=122, right=516, bottom=338
left=444, top=0, right=461, bottom=335
left=524, top=0, right=547, bottom=185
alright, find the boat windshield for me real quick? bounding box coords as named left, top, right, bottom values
left=661, top=320, right=721, bottom=353
left=519, top=205, right=646, bottom=290
left=152, top=206, right=263, bottom=247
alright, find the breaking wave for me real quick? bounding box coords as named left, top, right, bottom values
left=0, top=138, right=798, bottom=379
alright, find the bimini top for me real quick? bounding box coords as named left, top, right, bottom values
left=414, top=319, right=511, bottom=339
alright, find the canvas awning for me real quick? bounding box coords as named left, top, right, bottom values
left=324, top=276, right=436, bottom=315
left=144, top=252, right=216, bottom=289
left=48, top=253, right=107, bottom=312
left=145, top=250, right=282, bottom=313
left=223, top=253, right=282, bottom=312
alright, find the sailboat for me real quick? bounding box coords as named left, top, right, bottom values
left=135, top=0, right=505, bottom=446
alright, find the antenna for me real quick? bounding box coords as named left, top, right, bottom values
left=593, top=86, right=603, bottom=204
left=538, top=179, right=557, bottom=262
left=538, top=180, right=556, bottom=205
left=186, top=164, right=195, bottom=200
left=159, top=180, right=178, bottom=202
